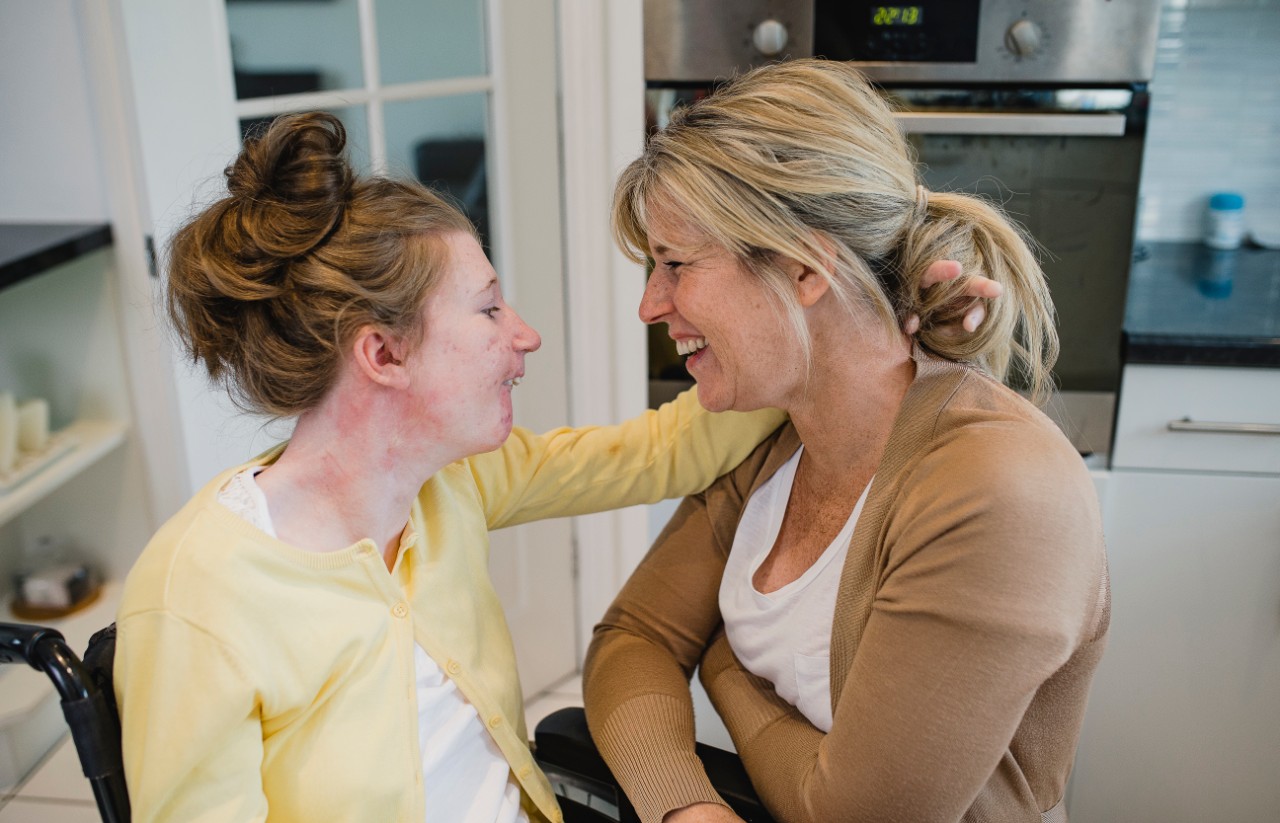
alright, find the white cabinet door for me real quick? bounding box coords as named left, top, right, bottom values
left=100, top=0, right=576, bottom=697
left=1069, top=469, right=1280, bottom=822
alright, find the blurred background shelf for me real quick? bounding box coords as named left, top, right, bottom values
left=0, top=420, right=128, bottom=531
left=0, top=224, right=113, bottom=296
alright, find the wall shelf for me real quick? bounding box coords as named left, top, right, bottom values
left=0, top=223, right=113, bottom=296
left=0, top=420, right=128, bottom=530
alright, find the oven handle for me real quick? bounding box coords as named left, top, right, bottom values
left=894, top=112, right=1127, bottom=137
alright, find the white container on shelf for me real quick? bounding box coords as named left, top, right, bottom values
left=16, top=398, right=49, bottom=452
left=0, top=392, right=16, bottom=473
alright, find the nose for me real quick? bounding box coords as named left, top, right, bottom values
left=510, top=309, right=541, bottom=353
left=638, top=266, right=675, bottom=325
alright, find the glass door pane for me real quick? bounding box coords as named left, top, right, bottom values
left=226, top=0, right=364, bottom=98
left=376, top=0, right=487, bottom=85
left=385, top=94, right=490, bottom=248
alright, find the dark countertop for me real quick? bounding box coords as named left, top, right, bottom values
left=0, top=222, right=114, bottom=294
left=1123, top=241, right=1280, bottom=368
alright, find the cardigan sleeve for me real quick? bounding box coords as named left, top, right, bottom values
left=698, top=427, right=1106, bottom=823
left=467, top=386, right=785, bottom=530
left=117, top=610, right=268, bottom=823
left=580, top=438, right=780, bottom=823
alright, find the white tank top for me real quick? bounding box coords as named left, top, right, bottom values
left=718, top=447, right=870, bottom=732
left=218, top=469, right=527, bottom=823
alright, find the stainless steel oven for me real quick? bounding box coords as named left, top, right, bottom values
left=642, top=0, right=1162, bottom=462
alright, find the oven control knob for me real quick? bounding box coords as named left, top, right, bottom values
left=752, top=19, right=789, bottom=56
left=1004, top=19, right=1043, bottom=57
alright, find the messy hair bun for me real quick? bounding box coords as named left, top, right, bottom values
left=166, top=112, right=475, bottom=417
left=222, top=113, right=354, bottom=266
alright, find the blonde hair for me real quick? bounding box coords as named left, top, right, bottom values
left=166, top=112, right=476, bottom=417
left=613, top=59, right=1058, bottom=401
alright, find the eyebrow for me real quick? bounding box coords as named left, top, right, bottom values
left=474, top=277, right=498, bottom=296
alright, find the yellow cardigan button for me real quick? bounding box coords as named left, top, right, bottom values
left=487, top=715, right=503, bottom=729
left=391, top=602, right=409, bottom=618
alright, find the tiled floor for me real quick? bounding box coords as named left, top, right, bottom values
left=0, top=672, right=585, bottom=821
left=524, top=671, right=584, bottom=732
left=0, top=735, right=97, bottom=821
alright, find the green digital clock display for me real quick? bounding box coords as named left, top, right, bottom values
left=871, top=6, right=924, bottom=26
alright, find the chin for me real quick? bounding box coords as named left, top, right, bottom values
left=692, top=383, right=733, bottom=414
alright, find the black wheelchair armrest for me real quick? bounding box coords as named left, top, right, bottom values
left=534, top=707, right=776, bottom=823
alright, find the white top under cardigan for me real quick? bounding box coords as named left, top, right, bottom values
left=719, top=447, right=871, bottom=732
left=218, top=468, right=526, bottom=823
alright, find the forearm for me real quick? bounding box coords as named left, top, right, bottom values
left=582, top=489, right=745, bottom=823
left=698, top=634, right=829, bottom=823
left=584, top=634, right=727, bottom=823
left=476, top=388, right=784, bottom=528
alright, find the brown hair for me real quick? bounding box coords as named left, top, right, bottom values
left=614, top=59, right=1059, bottom=401
left=166, top=112, right=476, bottom=417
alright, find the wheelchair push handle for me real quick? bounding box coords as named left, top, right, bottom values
left=0, top=621, right=94, bottom=702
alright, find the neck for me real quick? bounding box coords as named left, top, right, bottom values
left=783, top=324, right=916, bottom=486
left=255, top=381, right=452, bottom=566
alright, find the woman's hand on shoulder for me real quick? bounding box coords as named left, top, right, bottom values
left=663, top=802, right=747, bottom=823
left=903, top=260, right=1004, bottom=336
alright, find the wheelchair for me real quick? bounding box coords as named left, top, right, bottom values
left=0, top=621, right=774, bottom=823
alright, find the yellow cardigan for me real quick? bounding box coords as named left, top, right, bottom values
left=116, top=389, right=784, bottom=823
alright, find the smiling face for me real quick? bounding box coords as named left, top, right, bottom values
left=639, top=212, right=806, bottom=413
left=406, top=231, right=541, bottom=456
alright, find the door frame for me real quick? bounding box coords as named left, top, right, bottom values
left=557, top=0, right=652, bottom=659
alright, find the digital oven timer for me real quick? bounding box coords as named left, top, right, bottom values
left=871, top=6, right=924, bottom=26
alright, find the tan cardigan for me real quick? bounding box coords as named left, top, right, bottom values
left=583, top=352, right=1110, bottom=823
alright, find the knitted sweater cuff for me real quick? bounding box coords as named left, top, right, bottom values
left=594, top=693, right=729, bottom=823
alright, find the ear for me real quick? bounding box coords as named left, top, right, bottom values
left=791, top=262, right=831, bottom=308
left=786, top=233, right=838, bottom=309
left=351, top=325, right=411, bottom=389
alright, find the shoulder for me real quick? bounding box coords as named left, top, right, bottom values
left=889, top=367, right=1104, bottom=571
left=119, top=476, right=279, bottom=627
left=907, top=363, right=1087, bottom=488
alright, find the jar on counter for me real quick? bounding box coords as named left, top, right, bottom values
left=1205, top=192, right=1246, bottom=250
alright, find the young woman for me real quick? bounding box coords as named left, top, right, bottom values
left=584, top=59, right=1109, bottom=823
left=113, top=112, right=791, bottom=823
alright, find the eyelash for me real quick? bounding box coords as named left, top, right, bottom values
left=482, top=306, right=500, bottom=318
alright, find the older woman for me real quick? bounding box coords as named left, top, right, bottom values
left=583, top=59, right=1109, bottom=823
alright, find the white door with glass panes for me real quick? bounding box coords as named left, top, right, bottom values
left=100, top=0, right=576, bottom=697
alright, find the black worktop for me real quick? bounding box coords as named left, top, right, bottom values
left=1123, top=241, right=1280, bottom=368
left=0, top=222, right=114, bottom=294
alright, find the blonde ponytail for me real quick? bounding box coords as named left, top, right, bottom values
left=898, top=191, right=1059, bottom=402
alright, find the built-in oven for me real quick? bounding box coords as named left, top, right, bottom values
left=642, top=0, right=1162, bottom=463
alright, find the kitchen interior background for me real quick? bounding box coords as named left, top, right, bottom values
left=1138, top=0, right=1279, bottom=242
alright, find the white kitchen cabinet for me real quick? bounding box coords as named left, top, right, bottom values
left=1068, top=365, right=1280, bottom=821
left=1112, top=364, right=1280, bottom=474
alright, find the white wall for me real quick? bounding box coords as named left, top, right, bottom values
left=1137, top=0, right=1280, bottom=242
left=0, top=0, right=108, bottom=221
